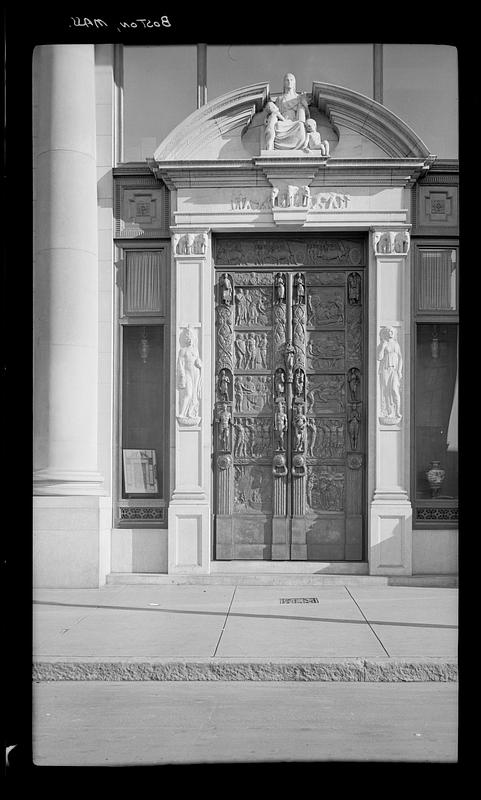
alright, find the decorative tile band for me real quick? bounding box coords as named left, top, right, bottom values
left=416, top=507, right=458, bottom=522
left=119, top=507, right=165, bottom=521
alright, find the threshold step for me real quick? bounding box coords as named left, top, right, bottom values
left=106, top=573, right=390, bottom=586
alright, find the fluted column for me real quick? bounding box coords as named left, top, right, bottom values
left=369, top=227, right=412, bottom=575
left=33, top=45, right=102, bottom=495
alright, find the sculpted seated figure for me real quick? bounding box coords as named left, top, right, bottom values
left=265, top=73, right=310, bottom=151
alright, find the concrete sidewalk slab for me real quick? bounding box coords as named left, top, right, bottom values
left=32, top=583, right=458, bottom=682
left=216, top=586, right=387, bottom=659
left=346, top=586, right=458, bottom=658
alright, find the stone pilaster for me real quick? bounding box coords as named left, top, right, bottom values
left=369, top=227, right=412, bottom=575
left=168, top=230, right=212, bottom=573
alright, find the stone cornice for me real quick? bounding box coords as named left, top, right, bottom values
left=149, top=156, right=436, bottom=190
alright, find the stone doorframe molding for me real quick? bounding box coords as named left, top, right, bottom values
left=168, top=227, right=212, bottom=573
left=369, top=225, right=413, bottom=575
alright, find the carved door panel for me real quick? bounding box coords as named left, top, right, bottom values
left=214, top=254, right=365, bottom=561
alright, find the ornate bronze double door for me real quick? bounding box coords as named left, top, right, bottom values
left=214, top=240, right=365, bottom=561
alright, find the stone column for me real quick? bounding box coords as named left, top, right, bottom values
left=369, top=228, right=412, bottom=575
left=34, top=45, right=102, bottom=495
left=168, top=230, right=211, bottom=573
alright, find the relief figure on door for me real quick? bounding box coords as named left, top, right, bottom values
left=234, top=375, right=273, bottom=413
left=233, top=465, right=273, bottom=514
left=307, top=417, right=345, bottom=459
left=307, top=332, right=345, bottom=371
left=306, top=466, right=344, bottom=512
left=233, top=417, right=272, bottom=459
left=307, top=288, right=345, bottom=328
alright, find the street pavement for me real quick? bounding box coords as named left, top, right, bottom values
left=33, top=582, right=458, bottom=681
left=32, top=681, right=458, bottom=764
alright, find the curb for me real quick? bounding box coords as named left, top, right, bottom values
left=33, top=658, right=458, bottom=683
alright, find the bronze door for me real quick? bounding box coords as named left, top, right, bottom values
left=214, top=248, right=365, bottom=561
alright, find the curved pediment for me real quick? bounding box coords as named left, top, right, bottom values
left=153, top=80, right=432, bottom=162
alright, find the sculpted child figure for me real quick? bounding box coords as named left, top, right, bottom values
left=303, top=119, right=330, bottom=155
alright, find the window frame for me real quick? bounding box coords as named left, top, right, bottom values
left=114, top=241, right=171, bottom=529
left=411, top=239, right=459, bottom=529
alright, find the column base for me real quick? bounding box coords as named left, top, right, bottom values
left=33, top=469, right=105, bottom=496
left=167, top=503, right=210, bottom=574
left=369, top=498, right=412, bottom=575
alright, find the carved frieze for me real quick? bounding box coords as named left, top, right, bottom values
left=306, top=272, right=346, bottom=286
left=230, top=189, right=350, bottom=211
left=232, top=271, right=274, bottom=286
left=214, top=238, right=364, bottom=267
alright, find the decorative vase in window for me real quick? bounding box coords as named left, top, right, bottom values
left=425, top=461, right=446, bottom=498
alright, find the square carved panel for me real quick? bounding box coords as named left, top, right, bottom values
left=115, top=179, right=170, bottom=238
left=417, top=186, right=458, bottom=230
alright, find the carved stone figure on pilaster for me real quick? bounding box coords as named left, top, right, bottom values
left=348, top=403, right=361, bottom=450
left=217, top=368, right=231, bottom=403
left=275, top=273, right=286, bottom=304
left=275, top=368, right=286, bottom=400
left=294, top=368, right=305, bottom=400
left=274, top=400, right=288, bottom=451
left=294, top=273, right=305, bottom=305
left=377, top=326, right=403, bottom=424
left=284, top=342, right=295, bottom=382
left=216, top=403, right=232, bottom=452
left=347, top=367, right=361, bottom=402
left=307, top=417, right=317, bottom=457
left=271, top=186, right=280, bottom=208
left=219, top=273, right=233, bottom=305
left=348, top=272, right=361, bottom=305
left=293, top=405, right=307, bottom=452
left=394, top=231, right=410, bottom=254
left=176, top=326, right=202, bottom=426
left=196, top=233, right=207, bottom=255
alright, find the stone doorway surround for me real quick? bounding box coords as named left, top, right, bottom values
left=149, top=79, right=436, bottom=577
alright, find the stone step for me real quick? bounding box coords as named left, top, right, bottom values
left=106, top=572, right=458, bottom=587
left=106, top=572, right=389, bottom=586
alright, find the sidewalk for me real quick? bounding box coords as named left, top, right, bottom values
left=33, top=581, right=458, bottom=682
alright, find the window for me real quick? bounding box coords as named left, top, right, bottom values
left=116, top=247, right=170, bottom=526
left=412, top=243, right=458, bottom=527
